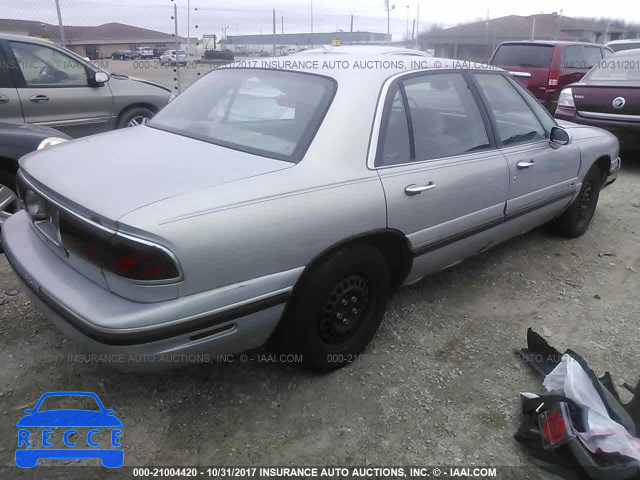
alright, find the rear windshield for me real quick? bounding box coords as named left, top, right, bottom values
left=492, top=44, right=554, bottom=68
left=583, top=56, right=640, bottom=83
left=608, top=42, right=640, bottom=52
left=149, top=69, right=336, bottom=163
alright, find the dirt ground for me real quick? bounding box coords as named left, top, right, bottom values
left=0, top=156, right=638, bottom=479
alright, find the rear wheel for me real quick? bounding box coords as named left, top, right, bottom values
left=275, top=245, right=391, bottom=372
left=548, top=165, right=602, bottom=238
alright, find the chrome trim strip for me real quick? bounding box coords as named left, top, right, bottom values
left=35, top=116, right=113, bottom=127
left=508, top=71, right=532, bottom=78
left=578, top=111, right=640, bottom=122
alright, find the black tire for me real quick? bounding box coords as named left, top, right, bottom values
left=548, top=165, right=603, bottom=238
left=116, top=107, right=154, bottom=129
left=275, top=245, right=391, bottom=372
left=0, top=169, right=18, bottom=253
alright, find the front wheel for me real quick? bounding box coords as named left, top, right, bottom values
left=547, top=166, right=602, bottom=238
left=275, top=245, right=391, bottom=372
left=116, top=107, right=155, bottom=128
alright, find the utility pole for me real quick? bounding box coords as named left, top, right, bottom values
left=54, top=0, right=66, bottom=47
left=411, top=19, right=415, bottom=42
left=415, top=2, right=420, bottom=48
left=531, top=17, right=536, bottom=40
left=187, top=0, right=190, bottom=54
left=174, top=3, right=181, bottom=94
left=272, top=9, right=276, bottom=57
left=554, top=10, right=563, bottom=40
left=350, top=14, right=354, bottom=45
left=406, top=5, right=410, bottom=42
left=310, top=0, right=314, bottom=48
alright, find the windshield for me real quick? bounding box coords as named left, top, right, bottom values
left=492, top=44, right=554, bottom=68
left=584, top=56, right=640, bottom=83
left=37, top=395, right=101, bottom=412
left=149, top=69, right=336, bottom=163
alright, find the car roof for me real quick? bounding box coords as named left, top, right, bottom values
left=295, top=45, right=431, bottom=56
left=497, top=40, right=606, bottom=47
left=607, top=39, right=640, bottom=45
left=0, top=32, right=60, bottom=46
left=611, top=48, right=640, bottom=57
left=227, top=54, right=500, bottom=85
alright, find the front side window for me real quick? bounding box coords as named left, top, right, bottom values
left=149, top=69, right=336, bottom=163
left=474, top=74, right=546, bottom=147
left=9, top=41, right=89, bottom=87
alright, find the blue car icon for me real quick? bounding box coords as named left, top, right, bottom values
left=15, top=391, right=123, bottom=468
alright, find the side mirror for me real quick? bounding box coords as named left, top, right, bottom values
left=89, top=71, right=110, bottom=86
left=550, top=126, right=570, bottom=147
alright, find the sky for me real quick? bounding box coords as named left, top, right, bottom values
left=3, top=0, right=639, bottom=39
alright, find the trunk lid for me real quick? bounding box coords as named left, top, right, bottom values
left=19, top=125, right=293, bottom=221
left=571, top=84, right=640, bottom=115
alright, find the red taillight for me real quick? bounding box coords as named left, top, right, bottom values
left=109, top=235, right=180, bottom=281
left=542, top=411, right=567, bottom=444
left=60, top=213, right=180, bottom=282
left=538, top=402, right=575, bottom=449
left=548, top=71, right=560, bottom=87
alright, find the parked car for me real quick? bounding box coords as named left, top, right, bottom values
left=132, top=47, right=154, bottom=60
left=606, top=39, right=640, bottom=53
left=0, top=122, right=69, bottom=235
left=490, top=41, right=613, bottom=112
left=555, top=49, right=640, bottom=152
left=111, top=50, right=133, bottom=60
left=2, top=58, right=619, bottom=372
left=0, top=34, right=173, bottom=137
left=153, top=47, right=169, bottom=58
left=295, top=45, right=432, bottom=57
left=159, top=49, right=187, bottom=65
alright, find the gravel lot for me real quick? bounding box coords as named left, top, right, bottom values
left=0, top=94, right=638, bottom=478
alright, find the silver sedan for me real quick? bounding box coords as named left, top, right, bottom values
left=2, top=56, right=620, bottom=372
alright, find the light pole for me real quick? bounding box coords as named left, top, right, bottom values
left=384, top=1, right=395, bottom=44
left=310, top=0, right=314, bottom=48
left=406, top=5, right=410, bottom=42
left=54, top=0, right=66, bottom=47
left=187, top=0, right=190, bottom=54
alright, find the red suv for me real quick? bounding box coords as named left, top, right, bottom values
left=490, top=41, right=612, bottom=112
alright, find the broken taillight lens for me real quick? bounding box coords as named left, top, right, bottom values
left=539, top=402, right=576, bottom=449
left=59, top=212, right=180, bottom=282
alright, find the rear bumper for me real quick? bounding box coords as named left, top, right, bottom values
left=555, top=107, right=640, bottom=151
left=2, top=211, right=296, bottom=369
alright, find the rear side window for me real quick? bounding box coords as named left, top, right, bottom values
left=582, top=47, right=603, bottom=69
left=378, top=87, right=411, bottom=166
left=474, top=74, right=546, bottom=147
left=561, top=46, right=585, bottom=68
left=492, top=44, right=554, bottom=68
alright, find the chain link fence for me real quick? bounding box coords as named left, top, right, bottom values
left=3, top=1, right=422, bottom=92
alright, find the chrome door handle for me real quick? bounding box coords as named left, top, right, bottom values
left=405, top=182, right=436, bottom=196
left=30, top=94, right=50, bottom=103
left=517, top=160, right=535, bottom=169
left=0, top=95, right=9, bottom=104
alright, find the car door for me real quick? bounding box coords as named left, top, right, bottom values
left=472, top=72, right=580, bottom=221
left=0, top=45, right=24, bottom=123
left=373, top=71, right=511, bottom=282
left=4, top=40, right=113, bottom=137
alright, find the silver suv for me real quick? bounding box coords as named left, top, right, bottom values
left=0, top=34, right=172, bottom=137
